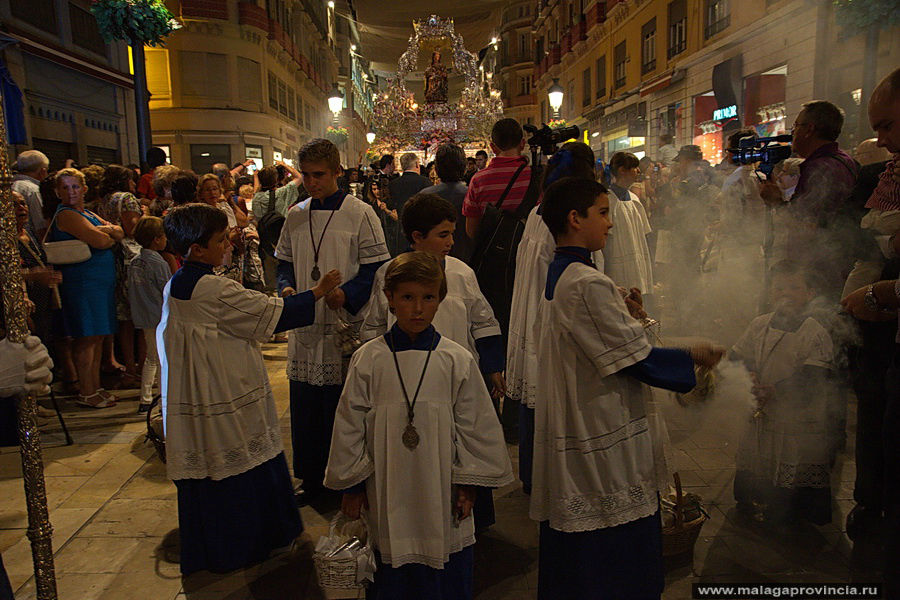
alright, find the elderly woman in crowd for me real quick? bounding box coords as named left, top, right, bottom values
left=99, top=165, right=144, bottom=386
left=47, top=168, right=123, bottom=408
left=149, top=164, right=180, bottom=217
left=197, top=173, right=244, bottom=282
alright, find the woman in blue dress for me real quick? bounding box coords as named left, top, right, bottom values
left=47, top=168, right=123, bottom=408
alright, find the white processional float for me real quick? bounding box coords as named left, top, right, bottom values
left=371, top=15, right=503, bottom=157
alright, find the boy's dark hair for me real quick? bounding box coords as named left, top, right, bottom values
left=164, top=204, right=228, bottom=256
left=379, top=154, right=394, bottom=170
left=99, top=164, right=137, bottom=197
left=146, top=147, right=167, bottom=169
left=541, top=177, right=608, bottom=239
left=490, top=118, right=524, bottom=151
left=171, top=171, right=199, bottom=206
left=258, top=166, right=279, bottom=190
left=475, top=150, right=488, bottom=159
left=134, top=215, right=165, bottom=248
left=434, top=143, right=467, bottom=182
left=466, top=157, right=476, bottom=166
left=383, top=251, right=447, bottom=300
left=541, top=142, right=595, bottom=191
left=298, top=138, right=341, bottom=171
left=769, top=259, right=822, bottom=293
left=610, top=151, right=640, bottom=174
left=401, top=193, right=457, bottom=243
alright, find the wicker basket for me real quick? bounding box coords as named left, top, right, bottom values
left=314, top=552, right=363, bottom=590
left=661, top=472, right=708, bottom=557
left=313, top=513, right=372, bottom=596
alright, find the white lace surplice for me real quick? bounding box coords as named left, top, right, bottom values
left=324, top=337, right=514, bottom=569
left=158, top=276, right=284, bottom=481
left=604, top=189, right=653, bottom=293
left=359, top=256, right=501, bottom=360
left=529, top=263, right=659, bottom=533
left=274, top=195, right=389, bottom=385
left=507, top=207, right=603, bottom=408
left=731, top=314, right=836, bottom=488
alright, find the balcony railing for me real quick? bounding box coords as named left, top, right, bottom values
left=614, top=76, right=625, bottom=89
left=667, top=40, right=686, bottom=58
left=641, top=59, right=656, bottom=75
left=704, top=15, right=730, bottom=39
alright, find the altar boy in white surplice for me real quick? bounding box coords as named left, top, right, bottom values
left=529, top=177, right=723, bottom=600
left=158, top=204, right=342, bottom=575
left=325, top=252, right=513, bottom=600
left=274, top=138, right=390, bottom=502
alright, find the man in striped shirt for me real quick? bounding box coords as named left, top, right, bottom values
left=463, top=118, right=532, bottom=240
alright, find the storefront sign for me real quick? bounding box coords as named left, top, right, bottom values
left=713, top=104, right=737, bottom=121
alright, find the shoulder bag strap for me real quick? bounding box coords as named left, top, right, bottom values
left=266, top=189, right=277, bottom=214
left=492, top=161, right=528, bottom=212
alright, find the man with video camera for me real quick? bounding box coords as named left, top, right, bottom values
left=759, top=100, right=859, bottom=295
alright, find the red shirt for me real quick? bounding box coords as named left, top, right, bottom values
left=462, top=155, right=531, bottom=217
left=137, top=169, right=156, bottom=201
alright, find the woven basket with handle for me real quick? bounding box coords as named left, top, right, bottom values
left=661, top=472, right=708, bottom=557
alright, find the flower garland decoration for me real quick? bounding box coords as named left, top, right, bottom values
left=548, top=119, right=570, bottom=130
left=325, top=126, right=349, bottom=145
left=91, top=0, right=179, bottom=46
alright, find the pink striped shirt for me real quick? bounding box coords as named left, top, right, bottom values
left=462, top=156, right=531, bottom=217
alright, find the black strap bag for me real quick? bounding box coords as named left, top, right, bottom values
left=469, top=161, right=535, bottom=336
left=257, top=189, right=284, bottom=257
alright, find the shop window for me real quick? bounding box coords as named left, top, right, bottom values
left=641, top=18, right=656, bottom=75
left=238, top=58, right=262, bottom=104
left=668, top=0, right=687, bottom=58
left=705, top=0, right=730, bottom=39
left=596, top=56, right=606, bottom=99
left=582, top=68, right=591, bottom=107
left=190, top=144, right=230, bottom=175
left=268, top=72, right=278, bottom=110
left=70, top=4, right=106, bottom=56
left=614, top=41, right=627, bottom=89
left=11, top=0, right=57, bottom=34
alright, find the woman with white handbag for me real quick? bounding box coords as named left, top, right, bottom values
left=45, top=168, right=123, bottom=408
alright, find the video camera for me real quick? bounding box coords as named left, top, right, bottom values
left=727, top=134, right=793, bottom=178
left=523, top=123, right=581, bottom=157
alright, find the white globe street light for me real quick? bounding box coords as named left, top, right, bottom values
left=366, top=131, right=376, bottom=144
left=548, top=78, right=564, bottom=118
left=328, top=84, right=344, bottom=118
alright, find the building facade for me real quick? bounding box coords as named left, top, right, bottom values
left=498, top=0, right=538, bottom=128
left=1, top=0, right=138, bottom=169
left=531, top=0, right=900, bottom=163
left=144, top=0, right=355, bottom=173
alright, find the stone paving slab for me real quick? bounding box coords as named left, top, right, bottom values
left=1, top=342, right=873, bottom=599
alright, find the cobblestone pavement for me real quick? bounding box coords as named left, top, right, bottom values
left=0, top=343, right=881, bottom=599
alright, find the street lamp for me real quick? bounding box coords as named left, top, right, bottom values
left=328, top=84, right=344, bottom=120
left=366, top=131, right=376, bottom=145
left=548, top=78, right=564, bottom=119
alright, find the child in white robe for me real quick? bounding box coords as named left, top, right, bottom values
left=530, top=177, right=723, bottom=599
left=325, top=252, right=513, bottom=600
left=506, top=142, right=603, bottom=493
left=359, top=192, right=505, bottom=529
left=273, top=139, right=390, bottom=501
left=158, top=204, right=341, bottom=575
left=605, top=152, right=654, bottom=300
left=732, top=260, right=841, bottom=525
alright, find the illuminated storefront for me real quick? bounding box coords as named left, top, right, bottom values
left=743, top=66, right=787, bottom=138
